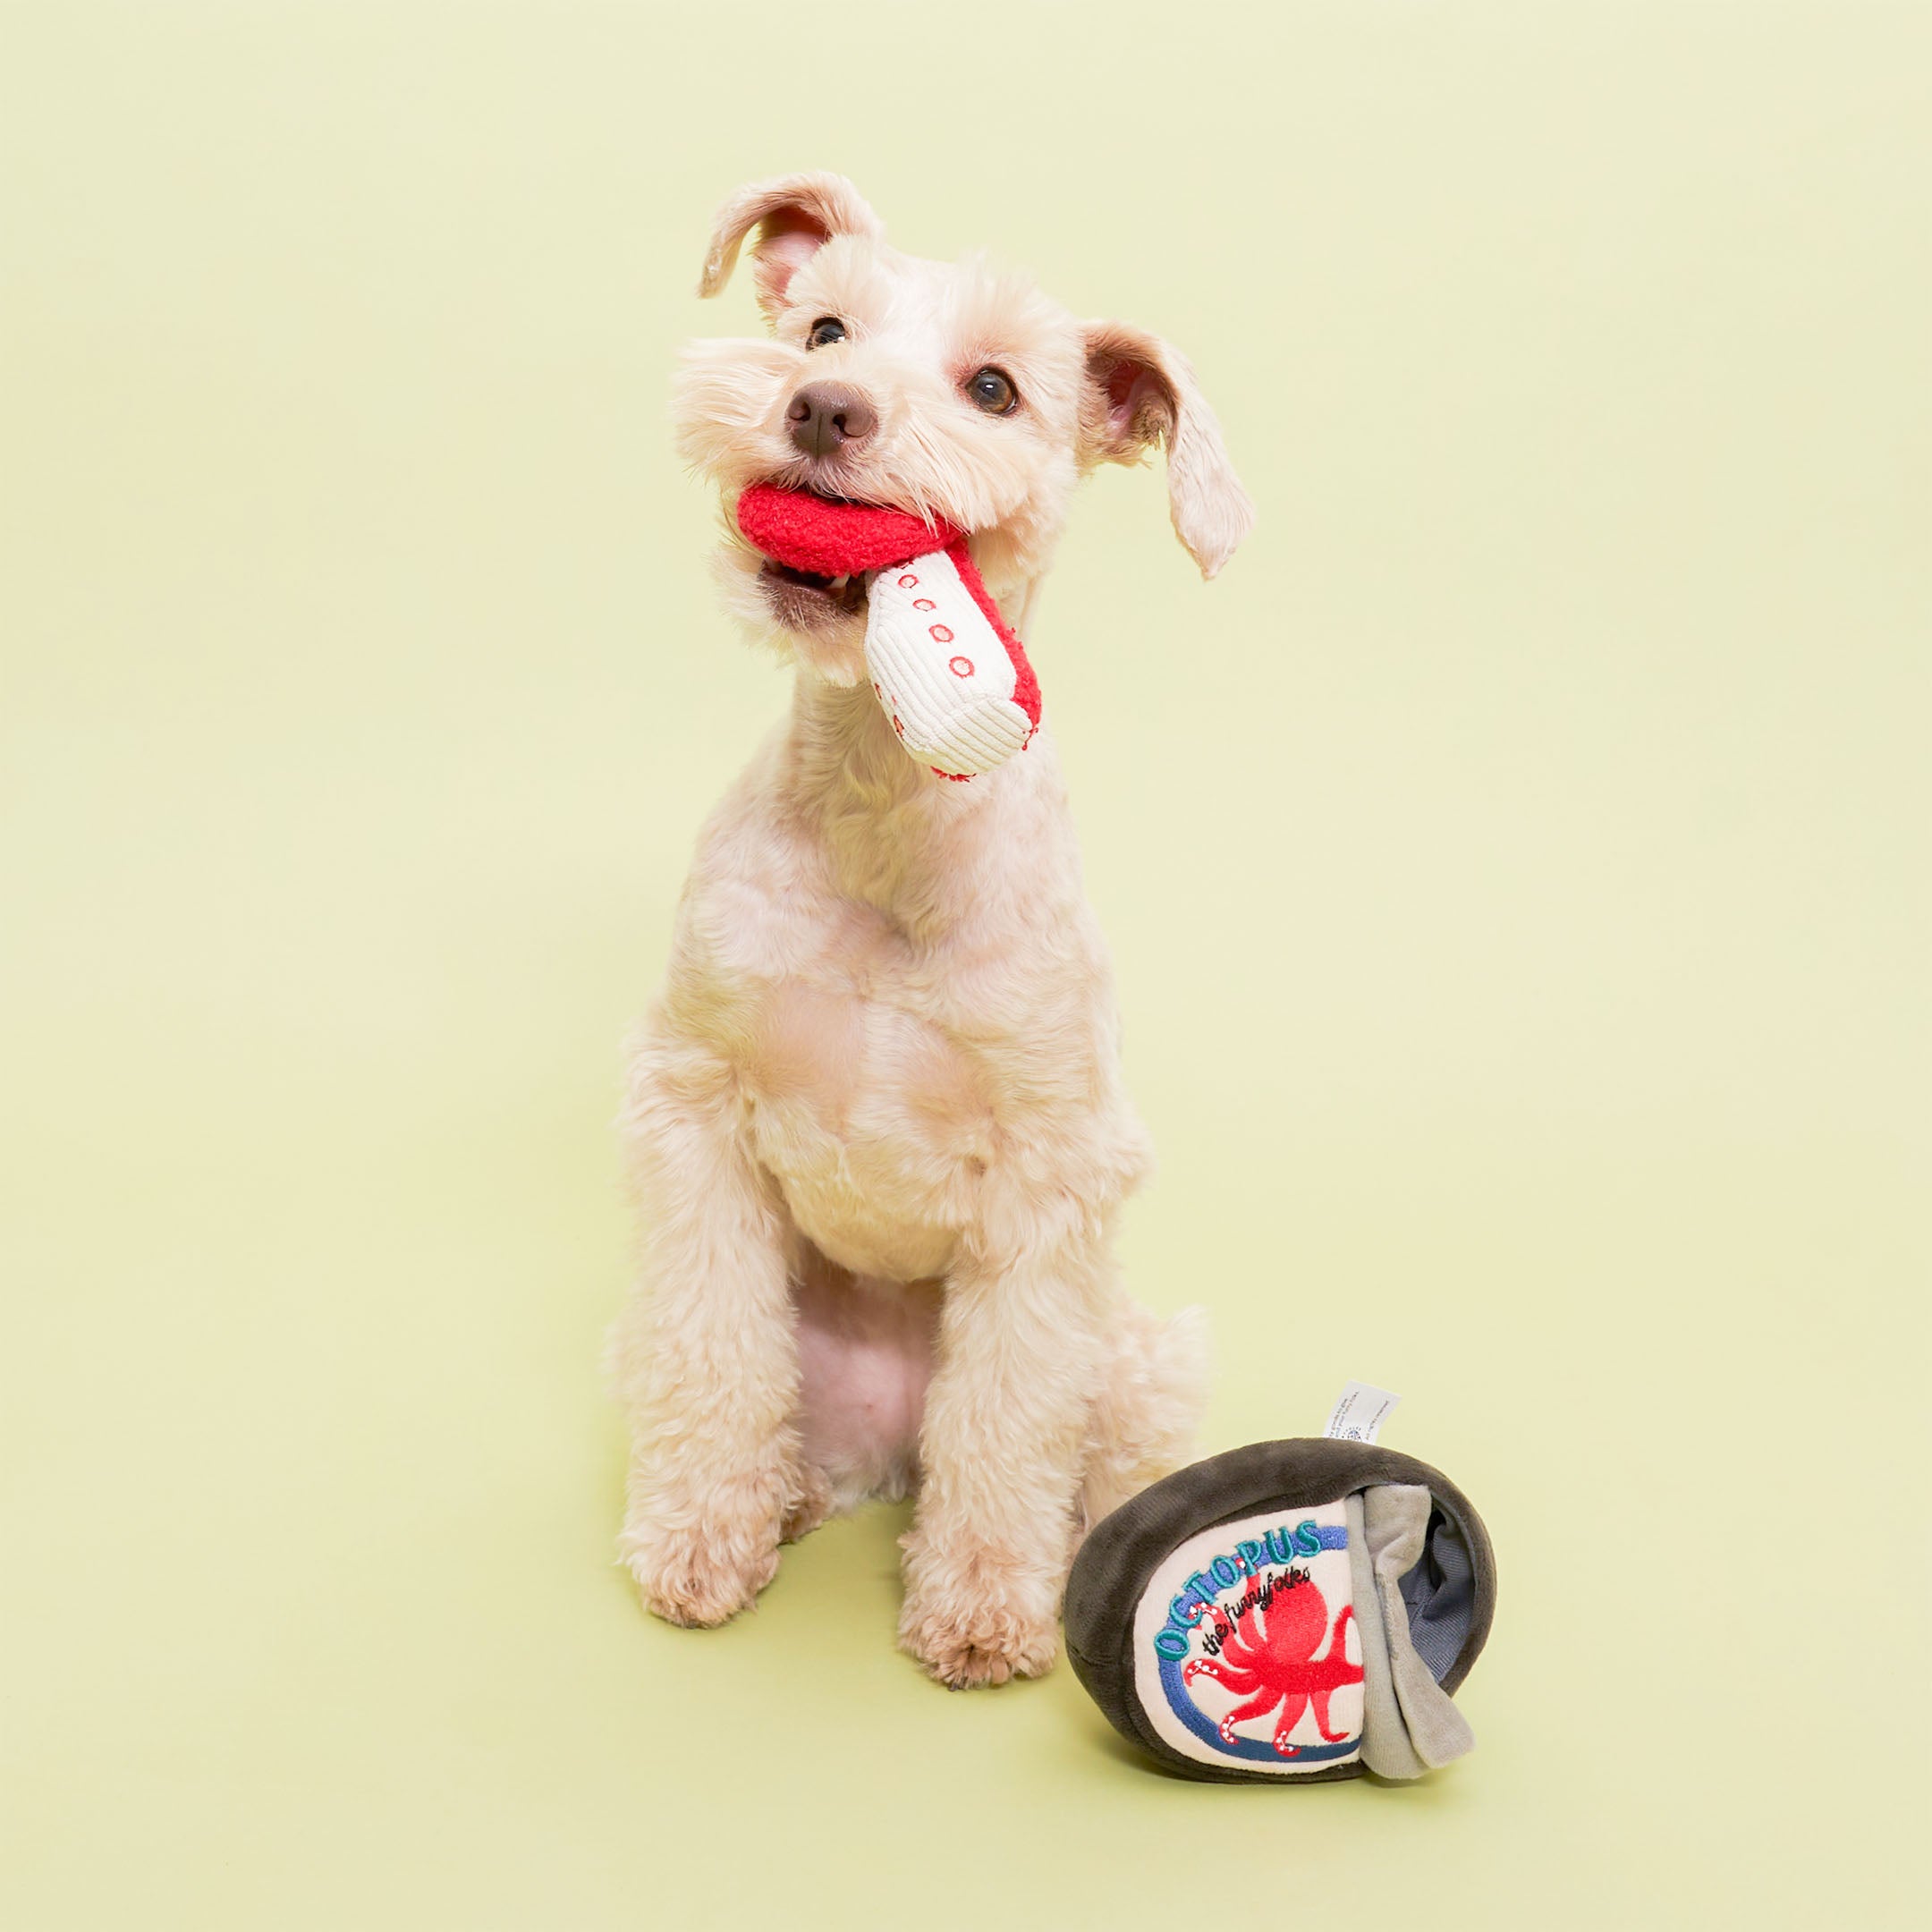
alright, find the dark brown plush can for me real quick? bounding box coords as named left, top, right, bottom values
left=1063, top=1439, right=1496, bottom=1783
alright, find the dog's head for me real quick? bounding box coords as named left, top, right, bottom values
left=674, top=173, right=1253, bottom=682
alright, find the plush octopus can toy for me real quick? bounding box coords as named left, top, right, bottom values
left=1063, top=1432, right=1496, bottom=1784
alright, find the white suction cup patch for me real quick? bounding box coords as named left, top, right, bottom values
left=865, top=550, right=1032, bottom=778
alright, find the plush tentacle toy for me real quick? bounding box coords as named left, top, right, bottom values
left=736, top=484, right=1040, bottom=780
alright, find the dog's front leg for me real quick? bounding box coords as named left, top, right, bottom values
left=898, top=1199, right=1110, bottom=1688
left=611, top=1051, right=801, bottom=1627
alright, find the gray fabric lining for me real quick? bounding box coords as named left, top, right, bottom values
left=1347, top=1492, right=1428, bottom=1780
left=1399, top=1500, right=1477, bottom=1682
left=1362, top=1484, right=1475, bottom=1771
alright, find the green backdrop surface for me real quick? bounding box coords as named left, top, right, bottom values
left=3, top=4, right=1926, bottom=1927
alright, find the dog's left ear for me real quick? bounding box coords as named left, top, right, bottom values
left=1081, top=322, right=1254, bottom=579
left=699, top=173, right=884, bottom=321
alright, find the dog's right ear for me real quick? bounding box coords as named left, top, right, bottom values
left=698, top=174, right=884, bottom=320
left=1081, top=321, right=1254, bottom=580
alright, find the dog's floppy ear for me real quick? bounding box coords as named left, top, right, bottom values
left=699, top=173, right=884, bottom=319
left=1081, top=321, right=1254, bottom=579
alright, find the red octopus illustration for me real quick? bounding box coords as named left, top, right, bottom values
left=1182, top=1572, right=1364, bottom=1757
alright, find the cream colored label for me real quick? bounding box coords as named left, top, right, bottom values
left=1131, top=1502, right=1363, bottom=1775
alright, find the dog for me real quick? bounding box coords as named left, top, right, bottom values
left=610, top=174, right=1252, bottom=1687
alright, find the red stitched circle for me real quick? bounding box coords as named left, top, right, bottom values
left=949, top=657, right=974, bottom=677
left=897, top=573, right=919, bottom=589
left=928, top=624, right=953, bottom=643
left=912, top=598, right=936, bottom=611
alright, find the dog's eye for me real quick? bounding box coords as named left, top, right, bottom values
left=966, top=367, right=1018, bottom=415
left=807, top=317, right=847, bottom=349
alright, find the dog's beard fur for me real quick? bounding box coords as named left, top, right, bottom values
left=673, top=248, right=1087, bottom=685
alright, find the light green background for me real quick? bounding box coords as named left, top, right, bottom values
left=3, top=4, right=1926, bottom=1927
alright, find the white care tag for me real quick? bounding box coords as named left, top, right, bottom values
left=1323, top=1381, right=1401, bottom=1443
left=865, top=548, right=1032, bottom=778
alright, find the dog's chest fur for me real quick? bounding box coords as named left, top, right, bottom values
left=660, top=685, right=1146, bottom=1284
left=747, top=994, right=982, bottom=1282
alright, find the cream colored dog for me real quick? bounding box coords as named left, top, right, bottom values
left=611, top=174, right=1252, bottom=1687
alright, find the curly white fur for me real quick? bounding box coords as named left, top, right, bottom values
left=609, top=174, right=1248, bottom=1687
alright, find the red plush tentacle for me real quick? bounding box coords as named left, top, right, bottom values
left=734, top=484, right=961, bottom=576
left=732, top=487, right=1041, bottom=759
left=946, top=537, right=1039, bottom=730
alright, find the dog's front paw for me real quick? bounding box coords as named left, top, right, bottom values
left=901, top=1604, right=1059, bottom=1689
left=620, top=1514, right=780, bottom=1629
left=780, top=1463, right=835, bottom=1544
left=897, top=1536, right=1060, bottom=1688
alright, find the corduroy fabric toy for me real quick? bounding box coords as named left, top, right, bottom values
left=736, top=484, right=1040, bottom=780
left=1064, top=1436, right=1496, bottom=1784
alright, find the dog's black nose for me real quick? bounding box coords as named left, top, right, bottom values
left=786, top=383, right=877, bottom=460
